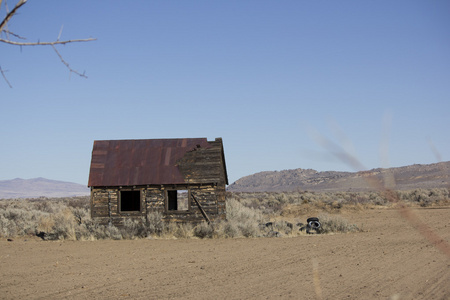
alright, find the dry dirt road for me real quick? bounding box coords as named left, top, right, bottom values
left=0, top=208, right=449, bottom=300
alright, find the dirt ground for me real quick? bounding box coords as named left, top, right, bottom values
left=0, top=207, right=449, bottom=300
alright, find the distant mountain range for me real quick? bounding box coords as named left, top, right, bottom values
left=227, top=161, right=450, bottom=193
left=0, top=178, right=90, bottom=199
left=2, top=161, right=448, bottom=198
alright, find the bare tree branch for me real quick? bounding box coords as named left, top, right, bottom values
left=0, top=37, right=96, bottom=46
left=0, top=0, right=26, bottom=32
left=1, top=0, right=96, bottom=87
left=51, top=44, right=87, bottom=78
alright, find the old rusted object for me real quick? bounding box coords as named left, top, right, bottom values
left=88, top=138, right=213, bottom=187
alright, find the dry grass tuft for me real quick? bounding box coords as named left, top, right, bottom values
left=318, top=213, right=362, bottom=234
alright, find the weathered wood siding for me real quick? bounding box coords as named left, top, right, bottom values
left=90, top=188, right=145, bottom=226
left=216, top=184, right=226, bottom=218
left=91, top=183, right=226, bottom=225
left=177, top=139, right=228, bottom=186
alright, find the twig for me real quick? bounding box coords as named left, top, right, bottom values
left=57, top=25, right=63, bottom=41
left=2, top=30, right=26, bottom=39
left=0, top=66, right=13, bottom=88
left=51, top=44, right=87, bottom=78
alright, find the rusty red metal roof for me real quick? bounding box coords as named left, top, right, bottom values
left=88, top=138, right=212, bottom=187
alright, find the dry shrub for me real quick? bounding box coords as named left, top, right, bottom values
left=67, top=196, right=90, bottom=209
left=37, top=215, right=54, bottom=233
left=147, top=211, right=165, bottom=235
left=80, top=223, right=122, bottom=240
left=173, top=223, right=193, bottom=239
left=121, top=217, right=147, bottom=239
left=318, top=213, right=361, bottom=234
left=51, top=209, right=77, bottom=240
left=0, top=202, right=47, bottom=237
left=218, top=197, right=264, bottom=238
left=68, top=207, right=122, bottom=240
left=104, top=225, right=123, bottom=240
left=88, top=224, right=122, bottom=240
left=219, top=221, right=240, bottom=238
left=234, top=189, right=450, bottom=214
left=0, top=198, right=124, bottom=241
left=11, top=189, right=448, bottom=240
left=397, top=188, right=450, bottom=207
left=72, top=207, right=89, bottom=225
left=193, top=221, right=215, bottom=238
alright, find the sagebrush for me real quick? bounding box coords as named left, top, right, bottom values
left=1, top=188, right=447, bottom=240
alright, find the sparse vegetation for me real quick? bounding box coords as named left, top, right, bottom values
left=318, top=213, right=361, bottom=234
left=0, top=188, right=448, bottom=240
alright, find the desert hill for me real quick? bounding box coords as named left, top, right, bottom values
left=0, top=177, right=90, bottom=199
left=2, top=161, right=448, bottom=197
left=227, top=161, right=450, bottom=192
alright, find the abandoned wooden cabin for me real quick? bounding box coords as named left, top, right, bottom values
left=88, top=138, right=228, bottom=226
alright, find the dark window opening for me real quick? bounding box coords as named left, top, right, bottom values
left=120, top=190, right=141, bottom=212
left=167, top=190, right=189, bottom=211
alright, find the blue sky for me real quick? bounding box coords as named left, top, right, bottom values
left=1, top=0, right=449, bottom=185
